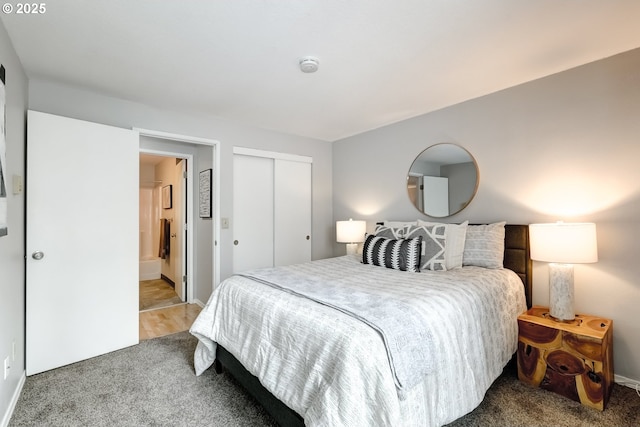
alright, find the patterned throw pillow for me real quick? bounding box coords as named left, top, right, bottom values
left=417, top=220, right=469, bottom=269
left=403, top=224, right=447, bottom=271
left=362, top=235, right=422, bottom=272
left=462, top=221, right=506, bottom=268
left=374, top=223, right=405, bottom=239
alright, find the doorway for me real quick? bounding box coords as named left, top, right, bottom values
left=137, top=128, right=219, bottom=340
left=136, top=129, right=220, bottom=340
left=139, top=154, right=186, bottom=311
left=25, top=112, right=219, bottom=374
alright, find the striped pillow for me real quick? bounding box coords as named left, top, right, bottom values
left=362, top=235, right=422, bottom=272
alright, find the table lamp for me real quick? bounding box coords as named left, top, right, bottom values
left=529, top=222, right=598, bottom=321
left=336, top=218, right=366, bottom=255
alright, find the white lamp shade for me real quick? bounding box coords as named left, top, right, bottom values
left=529, top=222, right=598, bottom=264
left=336, top=219, right=366, bottom=243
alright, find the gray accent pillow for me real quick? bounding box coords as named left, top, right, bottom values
left=462, top=222, right=506, bottom=268
left=404, top=224, right=447, bottom=271
left=374, top=223, right=405, bottom=239
left=417, top=220, right=469, bottom=269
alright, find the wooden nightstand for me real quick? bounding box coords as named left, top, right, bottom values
left=517, top=306, right=613, bottom=410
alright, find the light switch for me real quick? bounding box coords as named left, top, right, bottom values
left=221, top=218, right=230, bottom=229
left=12, top=175, right=23, bottom=195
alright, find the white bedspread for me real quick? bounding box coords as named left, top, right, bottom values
left=190, top=255, right=526, bottom=427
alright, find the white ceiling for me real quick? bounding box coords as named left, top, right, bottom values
left=2, top=1, right=640, bottom=142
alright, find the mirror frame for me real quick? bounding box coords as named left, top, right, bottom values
left=407, top=143, right=479, bottom=218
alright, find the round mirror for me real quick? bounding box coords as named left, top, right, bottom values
left=407, top=143, right=479, bottom=217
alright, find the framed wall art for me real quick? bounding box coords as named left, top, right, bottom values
left=199, top=169, right=212, bottom=218
left=162, top=185, right=172, bottom=209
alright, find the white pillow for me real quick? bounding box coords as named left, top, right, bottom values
left=417, top=220, right=469, bottom=269
left=462, top=221, right=506, bottom=269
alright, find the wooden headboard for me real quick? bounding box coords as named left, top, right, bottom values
left=504, top=224, right=532, bottom=308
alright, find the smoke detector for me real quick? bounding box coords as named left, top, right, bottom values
left=299, top=56, right=319, bottom=73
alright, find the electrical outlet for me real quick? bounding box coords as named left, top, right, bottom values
left=3, top=356, right=9, bottom=380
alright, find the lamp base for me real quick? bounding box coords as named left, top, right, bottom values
left=549, top=263, right=575, bottom=321
left=345, top=243, right=358, bottom=255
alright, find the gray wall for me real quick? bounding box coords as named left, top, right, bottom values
left=333, top=48, right=640, bottom=383
left=196, top=144, right=214, bottom=305
left=441, top=162, right=476, bottom=214
left=28, top=79, right=334, bottom=287
left=0, top=19, right=28, bottom=425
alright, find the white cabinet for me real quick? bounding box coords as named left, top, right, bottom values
left=233, top=148, right=312, bottom=273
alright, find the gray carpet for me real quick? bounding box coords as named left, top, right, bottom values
left=446, top=363, right=640, bottom=427
left=9, top=332, right=640, bottom=426
left=10, top=332, right=277, bottom=426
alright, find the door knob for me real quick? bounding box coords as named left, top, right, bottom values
left=234, top=240, right=239, bottom=245
left=32, top=251, right=45, bottom=260
left=306, top=235, right=310, bottom=240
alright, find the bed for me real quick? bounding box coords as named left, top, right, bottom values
left=190, top=223, right=532, bottom=427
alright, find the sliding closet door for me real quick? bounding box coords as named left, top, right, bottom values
left=232, top=149, right=312, bottom=273
left=274, top=159, right=311, bottom=266
left=233, top=154, right=274, bottom=273
left=26, top=111, right=139, bottom=375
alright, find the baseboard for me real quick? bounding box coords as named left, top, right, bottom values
left=1, top=372, right=26, bottom=427
left=192, top=298, right=205, bottom=308
left=161, top=274, right=175, bottom=288
left=615, top=374, right=640, bottom=390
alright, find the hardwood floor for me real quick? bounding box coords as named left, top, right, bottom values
left=138, top=278, right=202, bottom=340
left=139, top=303, right=202, bottom=340
left=139, top=278, right=183, bottom=311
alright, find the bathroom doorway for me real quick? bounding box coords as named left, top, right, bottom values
left=137, top=128, right=220, bottom=323
left=139, top=154, right=187, bottom=311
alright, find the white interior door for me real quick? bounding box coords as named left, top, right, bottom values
left=173, top=159, right=186, bottom=301
left=423, top=175, right=449, bottom=217
left=274, top=159, right=311, bottom=266
left=26, top=110, right=139, bottom=375
left=233, top=154, right=274, bottom=273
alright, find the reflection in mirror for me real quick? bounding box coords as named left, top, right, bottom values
left=407, top=143, right=478, bottom=218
